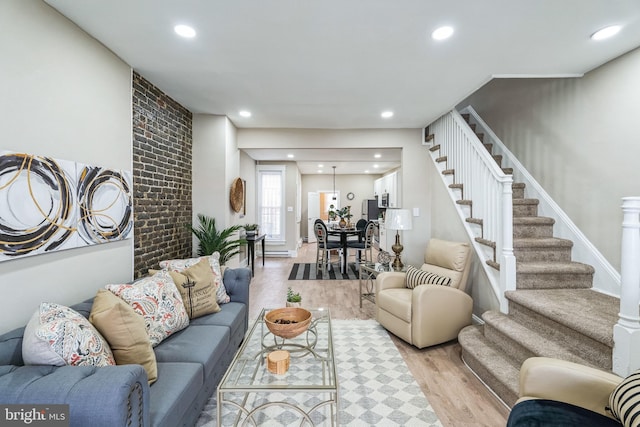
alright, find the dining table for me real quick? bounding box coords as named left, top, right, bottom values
left=327, top=227, right=361, bottom=274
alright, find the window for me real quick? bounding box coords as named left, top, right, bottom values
left=257, top=165, right=285, bottom=242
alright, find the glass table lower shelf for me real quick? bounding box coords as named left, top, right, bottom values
left=217, top=308, right=337, bottom=426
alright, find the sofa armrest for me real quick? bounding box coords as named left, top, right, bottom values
left=411, top=285, right=472, bottom=348
left=375, top=272, right=407, bottom=292
left=223, top=267, right=251, bottom=306
left=0, top=364, right=150, bottom=427
left=518, top=357, right=622, bottom=418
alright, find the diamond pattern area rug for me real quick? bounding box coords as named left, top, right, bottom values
left=196, top=319, right=442, bottom=426
left=288, top=262, right=360, bottom=280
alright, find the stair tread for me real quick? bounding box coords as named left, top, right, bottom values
left=476, top=237, right=496, bottom=248
left=459, top=325, right=520, bottom=401
left=512, top=216, right=555, bottom=225
left=482, top=311, right=599, bottom=368
left=429, top=144, right=441, bottom=152
left=513, top=183, right=526, bottom=189
left=466, top=217, right=483, bottom=225
left=516, top=261, right=595, bottom=274
left=505, top=289, right=618, bottom=347
left=513, top=237, right=573, bottom=248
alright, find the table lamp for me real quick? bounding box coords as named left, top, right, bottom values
left=385, top=208, right=413, bottom=271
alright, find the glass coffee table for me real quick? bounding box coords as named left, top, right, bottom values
left=217, top=308, right=337, bottom=426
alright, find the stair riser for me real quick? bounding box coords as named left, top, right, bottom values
left=513, top=204, right=538, bottom=217
left=513, top=247, right=572, bottom=262
left=512, top=187, right=525, bottom=199
left=460, top=349, right=518, bottom=407
left=483, top=324, right=536, bottom=368
left=513, top=224, right=554, bottom=238
left=508, top=301, right=612, bottom=369
left=516, top=272, right=593, bottom=289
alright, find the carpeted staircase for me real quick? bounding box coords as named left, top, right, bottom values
left=432, top=114, right=620, bottom=407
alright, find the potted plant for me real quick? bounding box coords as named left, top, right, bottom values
left=186, top=214, right=247, bottom=265
left=328, top=204, right=337, bottom=222
left=335, top=206, right=353, bottom=228
left=286, top=287, right=302, bottom=307
left=244, top=223, right=259, bottom=236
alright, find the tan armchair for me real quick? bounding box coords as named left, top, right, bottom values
left=516, top=357, right=622, bottom=420
left=375, top=238, right=473, bottom=349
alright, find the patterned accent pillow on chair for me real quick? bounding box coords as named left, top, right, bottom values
left=405, top=265, right=452, bottom=289
left=609, top=370, right=640, bottom=427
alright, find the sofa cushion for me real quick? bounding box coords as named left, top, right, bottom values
left=106, top=271, right=190, bottom=347
left=405, top=265, right=452, bottom=289
left=190, top=302, right=247, bottom=338
left=609, top=370, right=640, bottom=427
left=167, top=258, right=221, bottom=319
left=22, top=303, right=115, bottom=367
left=424, top=238, right=470, bottom=272
left=89, top=289, right=158, bottom=384
left=153, top=325, right=229, bottom=382
left=149, top=362, right=204, bottom=427
left=159, top=252, right=230, bottom=304
left=377, top=288, right=412, bottom=323
left=508, top=399, right=621, bottom=427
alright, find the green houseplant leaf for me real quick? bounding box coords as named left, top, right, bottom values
left=186, top=214, right=247, bottom=265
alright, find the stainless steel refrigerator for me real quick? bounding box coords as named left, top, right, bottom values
left=361, top=199, right=379, bottom=220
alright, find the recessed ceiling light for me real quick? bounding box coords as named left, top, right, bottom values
left=287, top=154, right=294, bottom=158
left=364, top=170, right=370, bottom=174
left=373, top=164, right=379, bottom=169
left=239, top=110, right=252, bottom=118
left=432, top=26, right=454, bottom=40
left=174, top=24, right=196, bottom=38
left=381, top=111, right=394, bottom=118
left=318, top=164, right=324, bottom=168
left=317, top=170, right=323, bottom=174
left=374, top=153, right=381, bottom=158
left=591, top=25, right=621, bottom=41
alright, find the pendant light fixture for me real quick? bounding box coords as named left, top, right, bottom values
left=332, top=166, right=337, bottom=200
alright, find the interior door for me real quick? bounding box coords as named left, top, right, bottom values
left=307, top=192, right=320, bottom=243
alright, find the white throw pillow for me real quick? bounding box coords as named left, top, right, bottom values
left=159, top=252, right=230, bottom=304
left=22, top=302, right=115, bottom=367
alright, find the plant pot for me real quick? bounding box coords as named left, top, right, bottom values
left=339, top=219, right=347, bottom=228
left=286, top=301, right=302, bottom=308
left=246, top=230, right=256, bottom=236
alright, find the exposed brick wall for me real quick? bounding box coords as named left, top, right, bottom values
left=132, top=72, right=193, bottom=278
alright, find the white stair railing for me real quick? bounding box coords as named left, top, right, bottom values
left=428, top=110, right=515, bottom=313
left=614, top=197, right=640, bottom=376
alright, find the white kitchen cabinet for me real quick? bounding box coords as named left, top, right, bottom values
left=378, top=222, right=388, bottom=252
left=374, top=171, right=400, bottom=208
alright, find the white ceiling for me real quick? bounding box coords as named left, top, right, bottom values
left=44, top=0, right=640, bottom=173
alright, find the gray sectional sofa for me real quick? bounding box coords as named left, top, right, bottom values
left=0, top=267, right=251, bottom=427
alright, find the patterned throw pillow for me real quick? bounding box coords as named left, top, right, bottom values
left=106, top=271, right=190, bottom=347
left=609, top=370, right=640, bottom=427
left=405, top=265, right=452, bottom=289
left=168, top=258, right=221, bottom=319
left=159, top=252, right=230, bottom=304
left=22, top=302, right=115, bottom=367
left=89, top=289, right=158, bottom=384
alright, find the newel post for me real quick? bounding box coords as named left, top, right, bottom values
left=613, top=196, right=640, bottom=376
left=499, top=177, right=516, bottom=314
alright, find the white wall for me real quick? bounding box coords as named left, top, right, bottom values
left=0, top=0, right=133, bottom=333
left=458, top=47, right=640, bottom=271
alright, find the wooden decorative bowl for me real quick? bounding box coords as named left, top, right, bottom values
left=264, top=307, right=312, bottom=339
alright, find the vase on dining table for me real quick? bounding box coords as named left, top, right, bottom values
left=339, top=218, right=347, bottom=228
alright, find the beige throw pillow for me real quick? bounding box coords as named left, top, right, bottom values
left=89, top=289, right=158, bottom=384
left=168, top=258, right=221, bottom=319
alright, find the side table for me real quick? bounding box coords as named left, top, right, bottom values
left=359, top=263, right=404, bottom=308
left=246, top=233, right=266, bottom=276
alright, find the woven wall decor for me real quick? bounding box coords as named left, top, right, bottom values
left=230, top=177, right=244, bottom=213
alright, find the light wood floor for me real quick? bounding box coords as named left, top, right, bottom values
left=247, top=243, right=510, bottom=427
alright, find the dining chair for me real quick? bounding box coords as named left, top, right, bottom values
left=313, top=220, right=342, bottom=273
left=346, top=220, right=375, bottom=268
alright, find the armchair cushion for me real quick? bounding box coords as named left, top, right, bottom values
left=405, top=265, right=451, bottom=288
left=609, top=371, right=640, bottom=427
